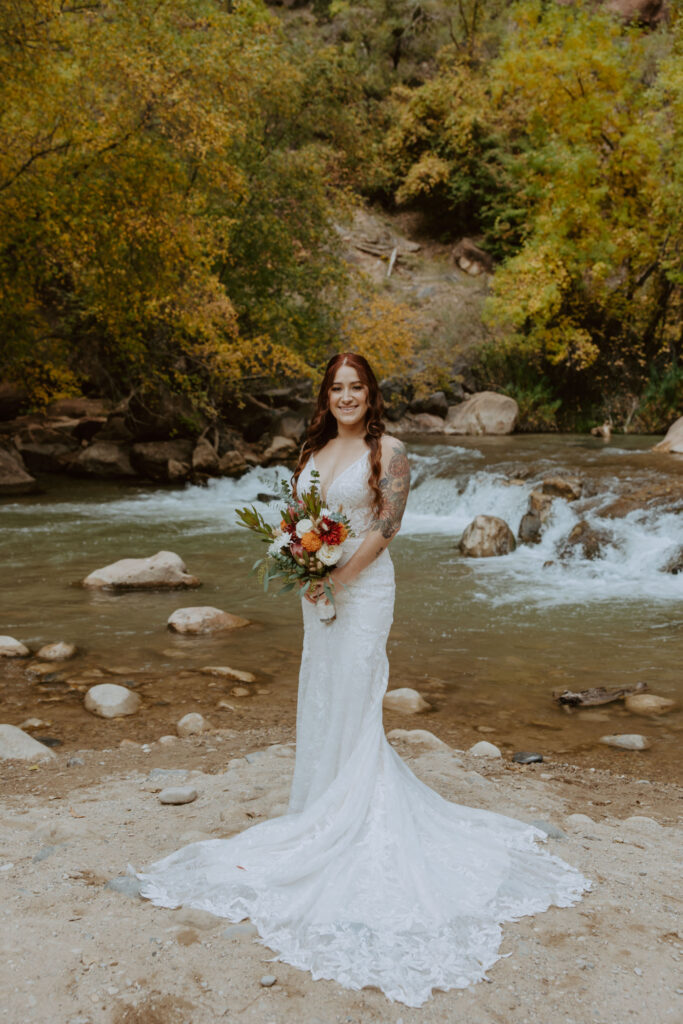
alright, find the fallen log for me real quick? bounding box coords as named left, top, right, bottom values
left=553, top=681, right=648, bottom=707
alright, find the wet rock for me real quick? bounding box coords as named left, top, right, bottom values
left=0, top=445, right=38, bottom=495
left=542, top=475, right=582, bottom=500
left=444, top=391, right=518, bottom=436
left=591, top=422, right=612, bottom=440
left=387, top=728, right=450, bottom=753
left=518, top=511, right=542, bottom=545
left=460, top=515, right=516, bottom=557
left=84, top=683, right=140, bottom=718
left=0, top=724, right=57, bottom=761
left=383, top=688, right=430, bottom=714
left=599, top=733, right=651, bottom=750
left=36, top=641, right=77, bottom=661
left=167, top=606, right=250, bottom=634
left=0, top=636, right=30, bottom=657
left=528, top=490, right=555, bottom=520
left=192, top=437, right=219, bottom=474
left=624, top=693, right=676, bottom=716
left=662, top=547, right=683, bottom=574
left=468, top=740, right=502, bottom=758
left=230, top=686, right=250, bottom=697
left=19, top=717, right=48, bottom=730
left=512, top=751, right=544, bottom=764
left=200, top=666, right=256, bottom=683
left=177, top=712, right=209, bottom=737
left=560, top=520, right=606, bottom=560
left=70, top=441, right=135, bottom=478
left=83, top=551, right=201, bottom=590
left=653, top=414, right=683, bottom=455
left=130, top=440, right=193, bottom=482
left=26, top=661, right=66, bottom=681
left=158, top=786, right=198, bottom=805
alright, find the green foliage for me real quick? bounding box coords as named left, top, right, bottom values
left=473, top=343, right=562, bottom=432
left=633, top=363, right=683, bottom=433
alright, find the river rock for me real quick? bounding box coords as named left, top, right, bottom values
left=14, top=424, right=80, bottom=473
left=542, top=475, right=582, bottom=500
left=387, top=728, right=449, bottom=752
left=177, top=712, right=209, bottom=737
left=444, top=392, right=518, bottom=436
left=261, top=436, right=298, bottom=465
left=599, top=733, right=651, bottom=750
left=0, top=445, right=38, bottom=495
left=130, top=440, right=193, bottom=482
left=662, top=547, right=683, bottom=574
left=0, top=636, right=30, bottom=657
left=653, top=415, right=683, bottom=455
left=158, top=786, right=198, bottom=805
left=192, top=438, right=219, bottom=474
left=518, top=511, right=542, bottom=545
left=84, top=683, right=140, bottom=718
left=460, top=515, right=516, bottom=557
left=0, top=724, right=57, bottom=761
left=36, top=641, right=77, bottom=661
left=560, top=520, right=606, bottom=560
left=218, top=449, right=248, bottom=477
left=167, top=607, right=250, bottom=634
left=512, top=751, right=544, bottom=764
left=624, top=693, right=676, bottom=716
left=200, top=666, right=256, bottom=683
left=82, top=551, right=201, bottom=590
left=528, top=490, right=555, bottom=520
left=468, top=740, right=502, bottom=758
left=383, top=688, right=430, bottom=714
left=71, top=441, right=135, bottom=477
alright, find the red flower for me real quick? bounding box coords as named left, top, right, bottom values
left=319, top=518, right=346, bottom=545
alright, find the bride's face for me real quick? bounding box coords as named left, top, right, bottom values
left=328, top=364, right=369, bottom=429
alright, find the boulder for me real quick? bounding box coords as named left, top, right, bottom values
left=624, top=693, right=676, bottom=716
left=518, top=511, right=542, bottom=545
left=0, top=724, right=57, bottom=761
left=84, top=683, right=140, bottom=718
left=0, top=636, right=30, bottom=657
left=218, top=450, right=248, bottom=477
left=542, top=475, right=582, bottom=500
left=599, top=733, right=651, bottom=750
left=560, top=520, right=605, bottom=561
left=452, top=237, right=494, bottom=275
left=70, top=441, right=135, bottom=477
left=653, top=415, right=683, bottom=455
left=0, top=445, right=38, bottom=495
left=273, top=413, right=307, bottom=443
left=0, top=382, right=28, bottom=421
left=408, top=392, right=449, bottom=419
left=528, top=489, right=555, bottom=520
left=130, top=440, right=194, bottom=482
left=83, top=551, right=201, bottom=590
left=177, top=712, right=210, bottom=737
left=192, top=438, right=220, bottom=474
left=391, top=412, right=445, bottom=435
left=387, top=728, right=449, bottom=753
left=167, top=606, right=250, bottom=634
left=124, top=388, right=208, bottom=442
left=47, top=397, right=109, bottom=419
left=460, top=515, right=517, bottom=557
left=444, top=392, right=518, bottom=436
left=36, top=641, right=77, bottom=661
left=468, top=740, right=502, bottom=758
left=14, top=424, right=80, bottom=473
left=261, top=436, right=298, bottom=465
left=382, top=688, right=430, bottom=714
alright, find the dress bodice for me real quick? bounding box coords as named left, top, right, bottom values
left=299, top=450, right=376, bottom=539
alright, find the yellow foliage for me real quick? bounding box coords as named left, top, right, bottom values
left=339, top=294, right=419, bottom=380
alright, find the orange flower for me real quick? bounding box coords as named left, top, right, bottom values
left=301, top=531, right=322, bottom=552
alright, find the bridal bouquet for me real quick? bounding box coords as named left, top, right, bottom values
left=235, top=470, right=354, bottom=624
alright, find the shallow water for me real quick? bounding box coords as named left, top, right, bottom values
left=1, top=435, right=682, bottom=777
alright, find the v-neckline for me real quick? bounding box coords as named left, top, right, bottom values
left=311, top=449, right=369, bottom=504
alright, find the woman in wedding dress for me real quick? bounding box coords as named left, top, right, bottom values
left=137, top=352, right=590, bottom=1007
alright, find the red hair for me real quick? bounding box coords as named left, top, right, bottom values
left=293, top=352, right=385, bottom=515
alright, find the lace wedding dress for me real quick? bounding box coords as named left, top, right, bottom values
left=137, top=453, right=590, bottom=1007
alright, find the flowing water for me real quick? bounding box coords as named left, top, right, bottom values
left=1, top=435, right=682, bottom=779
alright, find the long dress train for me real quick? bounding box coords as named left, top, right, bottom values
left=136, top=453, right=590, bottom=1008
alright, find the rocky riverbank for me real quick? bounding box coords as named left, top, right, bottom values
left=1, top=726, right=681, bottom=1024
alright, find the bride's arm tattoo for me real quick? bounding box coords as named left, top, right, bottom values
left=372, top=441, right=410, bottom=540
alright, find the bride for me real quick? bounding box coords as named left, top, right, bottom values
left=137, top=352, right=590, bottom=1007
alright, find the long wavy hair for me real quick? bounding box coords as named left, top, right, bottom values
left=293, top=352, right=385, bottom=515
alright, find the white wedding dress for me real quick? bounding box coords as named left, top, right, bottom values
left=137, top=453, right=590, bottom=1007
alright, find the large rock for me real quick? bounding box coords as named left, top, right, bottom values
left=130, top=440, right=194, bottom=482
left=653, top=415, right=683, bottom=455
left=261, top=436, right=298, bottom=465
left=391, top=412, right=446, bottom=436
left=460, top=515, right=517, bottom=557
left=0, top=445, right=38, bottom=495
left=0, top=724, right=56, bottom=761
left=408, top=391, right=449, bottom=418
left=36, top=641, right=77, bottom=661
left=14, top=423, right=80, bottom=473
left=218, top=450, right=248, bottom=477
left=624, top=693, right=676, bottom=716
left=383, top=688, right=430, bottom=714
left=518, top=511, right=542, bottom=545
left=444, top=392, right=518, bottom=436
left=167, top=606, right=250, bottom=634
left=192, top=438, right=220, bottom=474
left=0, top=636, right=30, bottom=657
left=560, top=520, right=605, bottom=561
left=82, top=551, right=201, bottom=590
left=47, top=397, right=109, bottom=418
left=84, top=683, right=140, bottom=718
left=71, top=441, right=135, bottom=477
left=452, top=237, right=494, bottom=275
left=542, top=475, right=583, bottom=500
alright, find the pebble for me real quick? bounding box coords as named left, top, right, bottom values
left=36, top=641, right=77, bottom=661
left=201, top=666, right=257, bottom=683
left=230, top=686, right=250, bottom=697
left=158, top=786, right=198, bottom=805
left=512, top=751, right=543, bottom=764
left=84, top=683, right=140, bottom=718
left=105, top=876, right=142, bottom=898
left=157, top=734, right=179, bottom=745
left=383, top=688, right=430, bottom=714
left=176, top=712, right=209, bottom=737
left=19, top=717, right=49, bottom=730
left=599, top=733, right=651, bottom=750
left=468, top=741, right=502, bottom=758
left=260, top=975, right=277, bottom=987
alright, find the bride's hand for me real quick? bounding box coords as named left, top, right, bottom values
left=304, top=576, right=334, bottom=604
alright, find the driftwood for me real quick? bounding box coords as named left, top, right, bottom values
left=553, top=680, right=648, bottom=707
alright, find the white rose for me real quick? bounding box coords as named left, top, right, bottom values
left=318, top=543, right=343, bottom=566
left=295, top=518, right=314, bottom=538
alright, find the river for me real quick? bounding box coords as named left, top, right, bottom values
left=1, top=435, right=682, bottom=780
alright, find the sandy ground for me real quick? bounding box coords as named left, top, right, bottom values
left=1, top=727, right=682, bottom=1024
